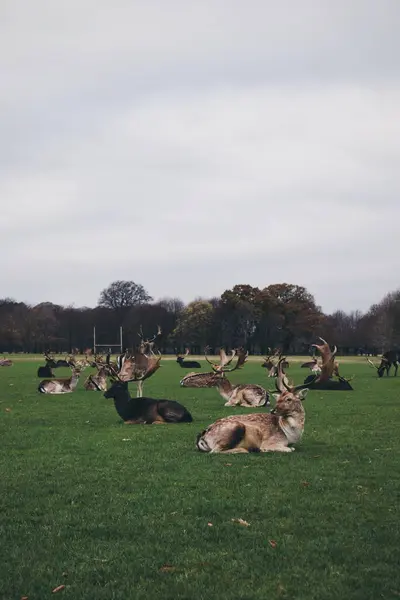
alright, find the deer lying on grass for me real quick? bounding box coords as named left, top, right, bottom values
left=38, top=357, right=89, bottom=394
left=303, top=338, right=353, bottom=390
left=367, top=351, right=399, bottom=377
left=261, top=348, right=289, bottom=377
left=83, top=354, right=111, bottom=391
left=37, top=352, right=70, bottom=377
left=0, top=357, right=13, bottom=366
left=103, top=379, right=193, bottom=424
left=179, top=348, right=246, bottom=389
left=176, top=349, right=201, bottom=368
left=196, top=359, right=314, bottom=453
left=204, top=347, right=269, bottom=407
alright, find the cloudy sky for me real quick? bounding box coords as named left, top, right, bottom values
left=1, top=0, right=399, bottom=314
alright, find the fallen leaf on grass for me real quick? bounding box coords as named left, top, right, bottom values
left=159, top=564, right=177, bottom=573
left=52, top=584, right=65, bottom=593
left=224, top=463, right=232, bottom=466
left=301, top=481, right=310, bottom=487
left=21, top=596, right=29, bottom=600
left=5, top=408, right=12, bottom=412
left=313, top=455, right=321, bottom=458
left=232, top=518, right=250, bottom=527
left=207, top=522, right=213, bottom=527
left=268, top=540, right=277, bottom=548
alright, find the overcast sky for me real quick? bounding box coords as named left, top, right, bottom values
left=1, top=0, right=399, bottom=314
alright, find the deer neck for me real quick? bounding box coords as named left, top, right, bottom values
left=69, top=371, right=81, bottom=390
left=216, top=377, right=233, bottom=400
left=278, top=406, right=305, bottom=444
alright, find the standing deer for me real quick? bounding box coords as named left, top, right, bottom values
left=196, top=359, right=315, bottom=453
left=38, top=358, right=89, bottom=394
left=367, top=351, right=399, bottom=377
left=176, top=349, right=201, bottom=368
left=203, top=347, right=269, bottom=407
left=109, top=326, right=163, bottom=397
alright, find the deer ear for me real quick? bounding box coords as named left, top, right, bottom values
left=272, top=393, right=281, bottom=402
left=297, top=388, right=309, bottom=401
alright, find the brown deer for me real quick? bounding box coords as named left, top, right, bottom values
left=0, top=357, right=13, bottom=367
left=366, top=351, right=399, bottom=377
left=179, top=347, right=245, bottom=388
left=261, top=348, right=289, bottom=376
left=204, top=347, right=269, bottom=407
left=196, top=359, right=314, bottom=453
left=176, top=348, right=201, bottom=368
left=109, top=326, right=163, bottom=397
left=37, top=357, right=89, bottom=394
left=83, top=354, right=110, bottom=391
left=303, top=338, right=353, bottom=390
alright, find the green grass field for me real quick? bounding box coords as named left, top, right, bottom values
left=1, top=357, right=399, bottom=600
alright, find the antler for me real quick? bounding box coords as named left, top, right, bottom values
left=312, top=337, right=337, bottom=381
left=366, top=358, right=378, bottom=370
left=204, top=347, right=247, bottom=373
left=138, top=325, right=162, bottom=354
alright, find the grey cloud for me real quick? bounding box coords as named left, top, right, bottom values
left=1, top=1, right=400, bottom=314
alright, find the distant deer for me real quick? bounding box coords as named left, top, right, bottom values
left=196, top=359, right=315, bottom=453
left=203, top=347, right=269, bottom=407
left=0, top=357, right=13, bottom=367
left=176, top=348, right=201, bottom=368
left=367, top=350, right=399, bottom=377
left=179, top=347, right=244, bottom=388
left=38, top=358, right=89, bottom=394
left=84, top=354, right=110, bottom=391
left=103, top=379, right=193, bottom=424
left=261, top=348, right=289, bottom=376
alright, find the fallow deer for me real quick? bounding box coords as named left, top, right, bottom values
left=204, top=347, right=269, bottom=407
left=103, top=379, right=193, bottom=424
left=196, top=359, right=314, bottom=453
left=180, top=347, right=246, bottom=388
left=37, top=358, right=89, bottom=394
left=176, top=348, right=201, bottom=368
left=0, top=357, right=13, bottom=366
left=367, top=351, right=399, bottom=377
left=83, top=354, right=110, bottom=391
left=303, top=338, right=353, bottom=390
left=109, top=326, right=163, bottom=397
left=261, top=348, right=289, bottom=376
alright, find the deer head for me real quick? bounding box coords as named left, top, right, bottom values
left=271, top=357, right=316, bottom=411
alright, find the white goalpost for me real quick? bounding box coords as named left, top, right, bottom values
left=93, top=326, right=123, bottom=355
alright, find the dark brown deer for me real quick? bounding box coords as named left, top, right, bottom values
left=196, top=359, right=315, bottom=453
left=367, top=351, right=399, bottom=377
left=103, top=379, right=193, bottom=424
left=176, top=348, right=201, bottom=368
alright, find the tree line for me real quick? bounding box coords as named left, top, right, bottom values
left=1, top=280, right=399, bottom=355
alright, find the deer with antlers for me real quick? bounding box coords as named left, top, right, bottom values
left=196, top=358, right=314, bottom=453
left=366, top=350, right=399, bottom=378
left=107, top=326, right=163, bottom=397
left=176, top=348, right=201, bottom=369
left=37, top=356, right=89, bottom=394
left=83, top=354, right=111, bottom=391
left=179, top=347, right=243, bottom=388
left=203, top=347, right=269, bottom=407
left=261, top=348, right=289, bottom=377
left=302, top=338, right=353, bottom=390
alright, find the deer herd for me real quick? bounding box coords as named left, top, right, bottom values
left=1, top=329, right=398, bottom=455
